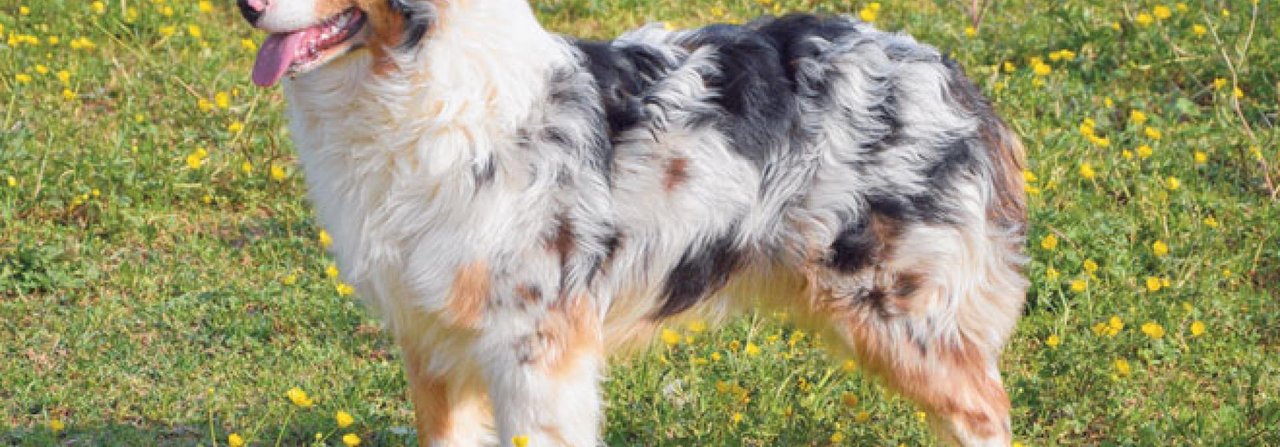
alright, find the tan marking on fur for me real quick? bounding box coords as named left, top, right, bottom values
left=514, top=283, right=542, bottom=304
left=539, top=295, right=602, bottom=378
left=548, top=215, right=574, bottom=264
left=403, top=350, right=454, bottom=440
left=981, top=119, right=1027, bottom=227
left=354, top=0, right=406, bottom=74
left=663, top=157, right=690, bottom=192
left=446, top=262, right=489, bottom=328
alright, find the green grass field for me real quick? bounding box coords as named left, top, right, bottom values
left=2, top=0, right=1278, bottom=445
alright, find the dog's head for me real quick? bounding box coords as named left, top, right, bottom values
left=238, top=0, right=431, bottom=87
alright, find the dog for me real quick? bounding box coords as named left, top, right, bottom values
left=237, top=0, right=1028, bottom=445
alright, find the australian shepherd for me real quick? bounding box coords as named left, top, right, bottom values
left=237, top=0, right=1028, bottom=445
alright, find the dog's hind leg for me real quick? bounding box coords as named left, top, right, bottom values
left=807, top=219, right=1026, bottom=446
left=402, top=342, right=493, bottom=447
left=478, top=295, right=604, bottom=447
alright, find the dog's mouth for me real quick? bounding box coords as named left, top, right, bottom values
left=251, top=8, right=367, bottom=87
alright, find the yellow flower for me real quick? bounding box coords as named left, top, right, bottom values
left=858, top=7, right=877, bottom=22
left=6, top=176, right=16, bottom=187
left=241, top=161, right=254, bottom=175
left=186, top=148, right=207, bottom=170
left=1045, top=334, right=1061, bottom=348
left=161, top=5, right=174, bottom=16
left=57, top=70, right=71, bottom=85
left=855, top=411, right=871, bottom=423
left=1165, top=176, right=1180, bottom=190
left=1083, top=259, right=1098, bottom=274
left=512, top=435, right=530, bottom=447
left=1233, top=87, right=1244, bottom=99
left=1135, top=13, right=1154, bottom=26
left=1114, top=358, right=1131, bottom=377
left=1107, top=316, right=1124, bottom=336
left=1145, top=276, right=1162, bottom=292
left=1003, top=61, right=1016, bottom=73
left=661, top=328, right=681, bottom=346
left=188, top=25, right=203, bottom=39
left=198, top=1, right=214, bottom=13
left=1192, top=24, right=1207, bottom=36
left=1045, top=267, right=1060, bottom=281
left=50, top=419, right=65, bottom=432
left=1203, top=216, right=1219, bottom=228
left=342, top=433, right=361, bottom=447
left=1129, top=110, right=1147, bottom=125
left=1193, top=151, right=1207, bottom=164
left=48, top=35, right=59, bottom=45
left=744, top=342, right=761, bottom=356
left=14, top=73, right=32, bottom=84
left=830, top=431, right=845, bottom=443
left=70, top=37, right=96, bottom=50
left=841, top=359, right=858, bottom=373
left=34, top=64, right=49, bottom=75
left=963, top=26, right=977, bottom=37
left=286, top=387, right=314, bottom=408
left=1176, top=3, right=1188, bottom=13
left=326, top=264, right=340, bottom=278
left=335, top=411, right=355, bottom=428
left=1152, top=5, right=1172, bottom=20
left=1122, top=150, right=1134, bottom=160
left=215, top=92, right=231, bottom=109
left=1032, top=61, right=1052, bottom=76
left=1152, top=240, right=1169, bottom=257
left=915, top=411, right=927, bottom=423
left=228, top=121, right=244, bottom=133
left=197, top=98, right=213, bottom=112
left=282, top=273, right=298, bottom=286
left=1069, top=279, right=1087, bottom=293
left=1190, top=320, right=1205, bottom=337
left=228, top=433, right=245, bottom=447
left=1213, top=78, right=1228, bottom=90
left=1040, top=234, right=1058, bottom=251
left=1137, top=144, right=1154, bottom=159
left=1144, top=127, right=1162, bottom=140
left=62, top=89, right=76, bottom=101
left=19, top=6, right=30, bottom=16
left=731, top=412, right=744, bottom=424
left=1141, top=322, right=1165, bottom=339
left=270, top=164, right=289, bottom=181
left=241, top=38, right=258, bottom=52
left=1079, top=162, right=1096, bottom=180
left=319, top=229, right=334, bottom=249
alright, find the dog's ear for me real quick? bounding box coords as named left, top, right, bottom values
left=388, top=0, right=433, bottom=50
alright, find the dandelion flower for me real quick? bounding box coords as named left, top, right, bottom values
left=228, top=121, right=244, bottom=133
left=1045, top=266, right=1060, bottom=281
left=198, top=1, right=214, bottom=13
left=1140, top=322, right=1165, bottom=339
left=228, top=433, right=245, bottom=447
left=6, top=176, right=16, bottom=187
left=1212, top=78, right=1227, bottom=90
left=342, top=433, right=361, bottom=447
left=14, top=73, right=32, bottom=84
left=1069, top=279, right=1087, bottom=293
left=57, top=70, right=71, bottom=85
left=335, top=281, right=355, bottom=295
left=841, top=359, right=858, bottom=373
left=1032, top=61, right=1052, bottom=76
left=241, top=38, right=258, bottom=52
left=963, top=26, right=977, bottom=37
left=282, top=274, right=298, bottom=286
left=1190, top=320, right=1205, bottom=337
left=286, top=387, right=314, bottom=408
left=270, top=164, right=289, bottom=181
left=1144, top=127, right=1162, bottom=140
left=830, top=431, right=845, bottom=443
left=1003, top=61, right=1016, bottom=73
left=215, top=92, right=230, bottom=110
left=1114, top=358, right=1131, bottom=376
left=319, top=229, right=334, bottom=248
left=19, top=6, right=30, bottom=16
left=1233, top=87, right=1243, bottom=99
left=731, top=412, right=744, bottom=424
left=1045, top=334, right=1061, bottom=348
left=1165, top=176, right=1180, bottom=190
left=1135, top=13, right=1154, bottom=26
left=1083, top=259, right=1098, bottom=274
left=661, top=328, right=681, bottom=347
left=187, top=25, right=203, bottom=39
left=197, top=98, right=213, bottom=112
left=744, top=342, right=761, bottom=356
left=1040, top=234, right=1058, bottom=251
left=1192, top=24, right=1207, bottom=36
left=855, top=411, right=871, bottom=423
left=1153, top=5, right=1172, bottom=19
left=1129, top=110, right=1147, bottom=125
left=1193, top=151, right=1207, bottom=164
left=336, top=411, right=355, bottom=428
left=1203, top=216, right=1219, bottom=228
left=1137, top=144, right=1153, bottom=159
left=687, top=319, right=707, bottom=333
left=1152, top=240, right=1169, bottom=257
left=1107, top=316, right=1124, bottom=336
left=326, top=264, right=340, bottom=278
left=1145, top=276, right=1162, bottom=292
left=50, top=419, right=65, bottom=432
left=1079, top=162, right=1096, bottom=179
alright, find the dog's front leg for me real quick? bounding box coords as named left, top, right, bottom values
left=477, top=294, right=604, bottom=447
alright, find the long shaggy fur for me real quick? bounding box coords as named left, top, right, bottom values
left=240, top=0, right=1028, bottom=445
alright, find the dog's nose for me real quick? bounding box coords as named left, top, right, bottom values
left=237, top=0, right=267, bottom=25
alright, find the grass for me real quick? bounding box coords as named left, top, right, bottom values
left=1, top=0, right=1278, bottom=445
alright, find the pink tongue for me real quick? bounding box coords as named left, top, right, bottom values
left=252, top=32, right=306, bottom=87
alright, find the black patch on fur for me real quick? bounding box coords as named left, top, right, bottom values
left=389, top=0, right=432, bottom=51
left=572, top=40, right=662, bottom=137
left=543, top=64, right=615, bottom=184
left=828, top=213, right=901, bottom=273
left=654, top=226, right=743, bottom=318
